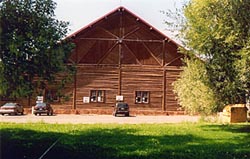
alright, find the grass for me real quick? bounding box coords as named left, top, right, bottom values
left=0, top=122, right=250, bottom=159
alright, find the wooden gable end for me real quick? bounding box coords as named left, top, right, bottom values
left=68, top=7, right=183, bottom=66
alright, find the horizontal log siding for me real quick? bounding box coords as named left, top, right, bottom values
left=75, top=65, right=118, bottom=108
left=165, top=66, right=182, bottom=110
left=121, top=66, right=163, bottom=110
left=53, top=85, right=74, bottom=110
left=47, top=73, right=75, bottom=110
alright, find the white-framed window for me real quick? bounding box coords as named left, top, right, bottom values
left=135, top=91, right=149, bottom=104
left=90, top=90, right=105, bottom=103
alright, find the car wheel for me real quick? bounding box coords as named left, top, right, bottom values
left=34, top=113, right=37, bottom=116
left=126, top=113, right=129, bottom=117
left=39, top=113, right=41, bottom=116
left=1, top=114, right=4, bottom=116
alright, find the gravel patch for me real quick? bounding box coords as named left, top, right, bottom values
left=0, top=114, right=200, bottom=124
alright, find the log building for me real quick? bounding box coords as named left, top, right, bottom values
left=1, top=7, right=185, bottom=115
left=62, top=7, right=185, bottom=115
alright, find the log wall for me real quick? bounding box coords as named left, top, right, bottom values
left=75, top=65, right=119, bottom=108
left=121, top=65, right=162, bottom=110
left=68, top=65, right=182, bottom=112
left=0, top=65, right=182, bottom=114
left=165, top=66, right=182, bottom=110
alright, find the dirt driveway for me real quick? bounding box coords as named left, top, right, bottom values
left=0, top=114, right=200, bottom=124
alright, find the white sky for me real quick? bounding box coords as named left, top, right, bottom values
left=54, top=0, right=188, bottom=39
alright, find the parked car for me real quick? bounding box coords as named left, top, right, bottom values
left=113, top=102, right=129, bottom=116
left=0, top=103, right=24, bottom=115
left=33, top=103, right=53, bottom=116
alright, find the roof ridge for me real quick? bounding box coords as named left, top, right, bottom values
left=66, top=6, right=181, bottom=47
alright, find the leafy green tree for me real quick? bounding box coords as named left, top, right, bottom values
left=174, top=58, right=217, bottom=115
left=0, top=0, right=74, bottom=98
left=182, top=0, right=250, bottom=106
left=170, top=0, right=250, bottom=114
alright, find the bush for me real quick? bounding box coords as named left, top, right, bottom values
left=173, top=58, right=218, bottom=115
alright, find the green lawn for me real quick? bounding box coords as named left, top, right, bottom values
left=0, top=122, right=249, bottom=159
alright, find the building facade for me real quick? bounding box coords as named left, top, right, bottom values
left=63, top=7, right=185, bottom=114
left=1, top=7, right=185, bottom=115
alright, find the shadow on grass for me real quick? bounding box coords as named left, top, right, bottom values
left=0, top=128, right=63, bottom=159
left=1, top=124, right=250, bottom=159
left=200, top=124, right=250, bottom=133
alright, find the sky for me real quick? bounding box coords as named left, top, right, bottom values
left=54, top=0, right=188, bottom=39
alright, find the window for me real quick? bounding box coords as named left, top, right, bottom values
left=135, top=91, right=149, bottom=104
left=46, top=90, right=59, bottom=102
left=90, top=90, right=105, bottom=103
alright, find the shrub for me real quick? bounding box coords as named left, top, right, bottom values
left=173, top=58, right=218, bottom=115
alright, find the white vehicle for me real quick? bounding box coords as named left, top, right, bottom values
left=0, top=103, right=24, bottom=115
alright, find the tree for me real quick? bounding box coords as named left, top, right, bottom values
left=0, top=0, right=74, bottom=98
left=182, top=0, right=250, bottom=106
left=173, top=58, right=217, bottom=115
left=170, top=0, right=250, bottom=114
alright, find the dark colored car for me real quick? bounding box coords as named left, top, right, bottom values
left=0, top=103, right=24, bottom=115
left=113, top=102, right=129, bottom=116
left=33, top=103, right=53, bottom=116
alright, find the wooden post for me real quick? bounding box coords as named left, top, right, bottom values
left=162, top=40, right=166, bottom=111
left=118, top=65, right=122, bottom=95
left=162, top=39, right=166, bottom=66
left=72, top=45, right=78, bottom=110
left=162, top=69, right=166, bottom=111
left=117, top=8, right=124, bottom=96
left=72, top=71, right=77, bottom=110
left=118, top=42, right=122, bottom=95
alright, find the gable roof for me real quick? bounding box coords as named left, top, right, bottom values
left=67, top=6, right=184, bottom=66
left=67, top=6, right=180, bottom=46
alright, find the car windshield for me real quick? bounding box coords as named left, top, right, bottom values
left=36, top=103, right=46, bottom=107
left=3, top=103, right=16, bottom=106
left=117, top=103, right=128, bottom=108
